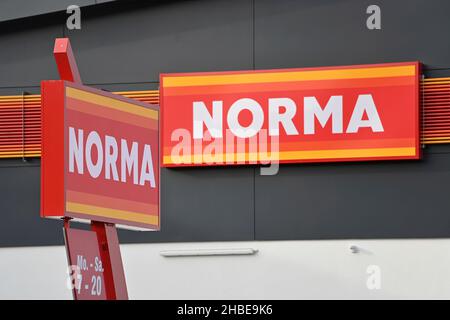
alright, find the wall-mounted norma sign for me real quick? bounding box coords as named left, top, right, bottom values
left=41, top=81, right=159, bottom=230
left=161, top=62, right=420, bottom=167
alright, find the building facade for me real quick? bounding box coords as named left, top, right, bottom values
left=1, top=0, right=450, bottom=299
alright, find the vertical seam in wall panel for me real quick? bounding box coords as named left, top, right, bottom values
left=253, top=167, right=256, bottom=240
left=252, top=0, right=255, bottom=70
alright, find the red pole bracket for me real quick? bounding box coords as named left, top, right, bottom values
left=53, top=38, right=82, bottom=84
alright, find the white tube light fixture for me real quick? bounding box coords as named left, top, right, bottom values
left=160, top=248, right=258, bottom=257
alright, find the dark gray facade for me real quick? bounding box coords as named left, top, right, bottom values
left=1, top=0, right=450, bottom=247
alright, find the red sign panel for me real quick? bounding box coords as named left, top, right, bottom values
left=41, top=81, right=159, bottom=230
left=161, top=62, right=420, bottom=167
left=64, top=227, right=107, bottom=300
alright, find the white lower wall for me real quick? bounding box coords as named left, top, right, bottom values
left=0, top=239, right=449, bottom=299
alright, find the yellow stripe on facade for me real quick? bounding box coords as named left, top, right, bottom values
left=163, top=65, right=416, bottom=87
left=0, top=152, right=41, bottom=158
left=66, top=87, right=158, bottom=120
left=163, top=147, right=417, bottom=164
left=66, top=201, right=159, bottom=225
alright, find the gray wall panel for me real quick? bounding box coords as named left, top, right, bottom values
left=0, top=160, right=63, bottom=246
left=0, top=0, right=94, bottom=23
left=119, top=167, right=255, bottom=243
left=0, top=22, right=61, bottom=87
left=255, top=0, right=450, bottom=70
left=67, top=0, right=253, bottom=84
left=255, top=151, right=450, bottom=240
left=0, top=87, right=39, bottom=95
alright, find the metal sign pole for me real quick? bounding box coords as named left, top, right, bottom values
left=91, top=222, right=128, bottom=300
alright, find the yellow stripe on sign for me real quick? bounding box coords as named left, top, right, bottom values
left=163, top=147, right=417, bottom=164
left=66, top=201, right=159, bottom=225
left=275, top=147, right=416, bottom=160
left=163, top=65, right=416, bottom=87
left=66, top=87, right=159, bottom=120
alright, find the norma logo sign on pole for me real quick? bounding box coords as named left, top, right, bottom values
left=41, top=81, right=159, bottom=230
left=40, top=38, right=160, bottom=300
left=160, top=62, right=420, bottom=167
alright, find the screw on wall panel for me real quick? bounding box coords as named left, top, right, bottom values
left=349, top=245, right=359, bottom=254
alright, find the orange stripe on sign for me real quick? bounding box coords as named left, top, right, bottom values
left=66, top=190, right=158, bottom=216
left=163, top=147, right=417, bottom=164
left=66, top=87, right=158, bottom=120
left=66, top=201, right=159, bottom=225
left=163, top=65, right=416, bottom=87
left=163, top=138, right=416, bottom=154
left=67, top=97, right=158, bottom=130
left=163, top=76, right=416, bottom=96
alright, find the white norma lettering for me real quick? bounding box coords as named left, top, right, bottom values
left=192, top=94, right=384, bottom=138
left=68, top=127, right=156, bottom=188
